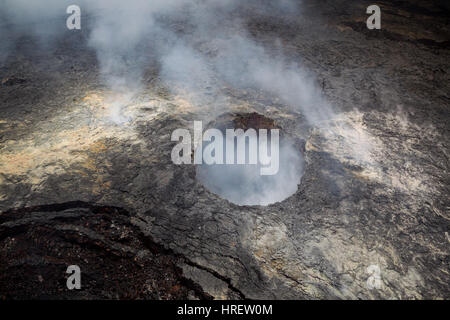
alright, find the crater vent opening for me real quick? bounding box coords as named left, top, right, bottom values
left=196, top=113, right=304, bottom=206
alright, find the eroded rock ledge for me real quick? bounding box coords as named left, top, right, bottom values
left=0, top=201, right=228, bottom=300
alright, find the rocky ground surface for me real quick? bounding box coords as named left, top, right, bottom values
left=0, top=202, right=211, bottom=299
left=0, top=0, right=449, bottom=299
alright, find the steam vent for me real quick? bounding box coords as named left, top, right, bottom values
left=196, top=113, right=304, bottom=206
left=0, top=0, right=449, bottom=301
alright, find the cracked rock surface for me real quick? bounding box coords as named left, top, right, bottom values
left=0, top=202, right=210, bottom=299
left=0, top=0, right=449, bottom=299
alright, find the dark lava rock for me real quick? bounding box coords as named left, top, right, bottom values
left=1, top=76, right=26, bottom=86
left=0, top=202, right=210, bottom=300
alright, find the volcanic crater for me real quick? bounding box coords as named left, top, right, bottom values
left=0, top=0, right=449, bottom=300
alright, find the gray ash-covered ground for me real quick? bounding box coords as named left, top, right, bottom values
left=0, top=0, right=449, bottom=299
